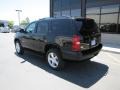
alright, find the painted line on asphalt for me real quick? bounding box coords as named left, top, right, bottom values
left=102, top=46, right=120, bottom=54
left=102, top=50, right=120, bottom=54
left=105, top=53, right=120, bottom=64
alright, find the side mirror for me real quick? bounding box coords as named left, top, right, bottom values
left=19, top=28, right=26, bottom=33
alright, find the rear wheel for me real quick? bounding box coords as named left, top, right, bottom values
left=46, top=49, right=65, bottom=70
left=15, top=41, right=24, bottom=55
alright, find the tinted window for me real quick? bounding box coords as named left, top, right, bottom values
left=100, top=4, right=119, bottom=33
left=26, top=22, right=36, bottom=33
left=61, top=0, right=70, bottom=10
left=71, top=9, right=81, bottom=17
left=54, top=11, right=61, bottom=17
left=87, top=0, right=120, bottom=8
left=70, top=0, right=81, bottom=17
left=100, top=13, right=118, bottom=32
left=76, top=19, right=99, bottom=34
left=84, top=19, right=97, bottom=29
left=62, top=10, right=70, bottom=16
left=70, top=0, right=81, bottom=9
left=37, top=21, right=48, bottom=34
left=101, top=5, right=119, bottom=13
left=87, top=7, right=100, bottom=14
left=51, top=19, right=75, bottom=35
left=54, top=0, right=61, bottom=12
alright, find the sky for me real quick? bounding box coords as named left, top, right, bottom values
left=0, top=0, right=49, bottom=25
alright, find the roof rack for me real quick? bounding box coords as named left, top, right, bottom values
left=38, top=16, right=85, bottom=21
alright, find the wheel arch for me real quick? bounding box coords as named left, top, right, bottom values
left=14, top=38, right=20, bottom=43
left=45, top=44, right=62, bottom=54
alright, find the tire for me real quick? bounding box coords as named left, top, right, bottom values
left=46, top=49, right=65, bottom=70
left=15, top=40, right=24, bottom=55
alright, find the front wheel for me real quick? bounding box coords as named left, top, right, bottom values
left=46, top=49, right=65, bottom=70
left=15, top=41, right=24, bottom=55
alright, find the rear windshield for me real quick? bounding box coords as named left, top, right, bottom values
left=75, top=19, right=96, bottom=29
left=83, top=19, right=96, bottom=29
left=75, top=19, right=99, bottom=34
left=51, top=19, right=76, bottom=35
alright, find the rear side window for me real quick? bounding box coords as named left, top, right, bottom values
left=37, top=21, right=48, bottom=35
left=51, top=19, right=76, bottom=35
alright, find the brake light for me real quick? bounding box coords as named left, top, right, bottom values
left=72, top=35, right=80, bottom=51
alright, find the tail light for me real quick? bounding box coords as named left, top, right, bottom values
left=72, top=35, right=80, bottom=51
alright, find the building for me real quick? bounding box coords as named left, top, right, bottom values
left=50, top=0, right=120, bottom=33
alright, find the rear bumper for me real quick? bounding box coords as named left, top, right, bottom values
left=61, top=44, right=102, bottom=61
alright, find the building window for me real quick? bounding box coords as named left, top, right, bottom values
left=70, top=0, right=81, bottom=17
left=86, top=0, right=120, bottom=8
left=54, top=0, right=61, bottom=12
left=100, top=13, right=118, bottom=33
left=100, top=5, right=119, bottom=33
left=70, top=0, right=81, bottom=9
left=61, top=0, right=70, bottom=10
left=71, top=9, right=81, bottom=17
left=53, top=0, right=61, bottom=17
left=62, top=10, right=70, bottom=17
left=86, top=2, right=120, bottom=33
left=101, top=5, right=119, bottom=13
left=61, top=0, right=71, bottom=16
left=118, top=10, right=120, bottom=33
left=87, top=15, right=100, bottom=24
left=86, top=7, right=100, bottom=26
left=54, top=11, right=61, bottom=17
left=87, top=7, right=100, bottom=15
left=53, top=0, right=81, bottom=17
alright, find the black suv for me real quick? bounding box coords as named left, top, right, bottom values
left=14, top=17, right=102, bottom=70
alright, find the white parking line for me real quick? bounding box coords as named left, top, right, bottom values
left=102, top=46, right=120, bottom=53
left=105, top=53, right=120, bottom=64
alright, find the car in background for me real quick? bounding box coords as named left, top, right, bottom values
left=100, top=23, right=119, bottom=33
left=11, top=25, right=27, bottom=33
left=11, top=25, right=20, bottom=33
left=0, top=27, right=10, bottom=33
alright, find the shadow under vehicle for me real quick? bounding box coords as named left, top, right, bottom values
left=15, top=49, right=108, bottom=88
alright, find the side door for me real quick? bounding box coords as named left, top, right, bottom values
left=21, top=22, right=36, bottom=50
left=33, top=20, right=49, bottom=52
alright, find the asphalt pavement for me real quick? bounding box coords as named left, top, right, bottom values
left=0, top=33, right=120, bottom=90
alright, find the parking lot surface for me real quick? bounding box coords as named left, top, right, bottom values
left=0, top=33, right=120, bottom=90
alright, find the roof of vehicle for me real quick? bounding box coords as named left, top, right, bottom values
left=39, top=17, right=72, bottom=21
left=38, top=17, right=94, bottom=21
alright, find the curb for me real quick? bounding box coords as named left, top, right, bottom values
left=102, top=47, right=120, bottom=54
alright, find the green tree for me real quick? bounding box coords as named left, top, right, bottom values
left=20, top=20, right=27, bottom=25
left=8, top=21, right=14, bottom=29
left=20, top=17, right=30, bottom=26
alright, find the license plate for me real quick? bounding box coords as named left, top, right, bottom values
left=91, top=39, right=96, bottom=46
